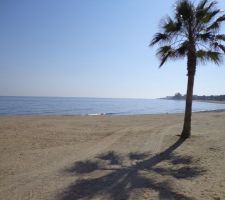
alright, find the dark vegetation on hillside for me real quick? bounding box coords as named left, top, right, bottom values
left=163, top=93, right=225, bottom=101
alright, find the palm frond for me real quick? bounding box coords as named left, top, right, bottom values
left=157, top=46, right=175, bottom=67
left=195, top=0, right=220, bottom=32
left=156, top=43, right=188, bottom=67
left=207, top=14, right=225, bottom=31
left=206, top=21, right=219, bottom=31
left=176, top=0, right=194, bottom=22
left=176, top=41, right=189, bottom=56
left=204, top=1, right=217, bottom=11
left=215, top=34, right=225, bottom=41
left=196, top=50, right=223, bottom=65
left=150, top=33, right=171, bottom=46
left=196, top=32, right=213, bottom=42
left=162, top=17, right=181, bottom=33
left=210, top=42, right=225, bottom=53
left=218, top=44, right=225, bottom=53
left=216, top=14, right=225, bottom=22
left=202, top=10, right=220, bottom=23
left=196, top=0, right=209, bottom=10
left=196, top=0, right=210, bottom=21
left=207, top=51, right=222, bottom=64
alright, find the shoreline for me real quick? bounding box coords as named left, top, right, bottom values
left=0, top=108, right=225, bottom=117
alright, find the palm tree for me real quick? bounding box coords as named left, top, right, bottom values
left=150, top=0, right=225, bottom=138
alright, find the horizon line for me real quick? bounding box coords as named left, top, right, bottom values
left=0, top=95, right=160, bottom=100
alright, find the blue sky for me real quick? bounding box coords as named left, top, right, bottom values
left=0, top=0, right=224, bottom=98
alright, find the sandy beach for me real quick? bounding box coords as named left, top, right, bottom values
left=0, top=111, right=225, bottom=200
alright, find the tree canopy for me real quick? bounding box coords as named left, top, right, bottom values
left=150, top=0, right=225, bottom=67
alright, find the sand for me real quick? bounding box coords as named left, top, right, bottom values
left=0, top=111, right=225, bottom=200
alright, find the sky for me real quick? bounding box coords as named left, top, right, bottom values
left=0, top=0, right=225, bottom=99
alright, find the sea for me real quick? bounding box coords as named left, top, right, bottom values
left=0, top=96, right=225, bottom=116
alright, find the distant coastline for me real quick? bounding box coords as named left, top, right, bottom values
left=194, top=99, right=225, bottom=104
left=161, top=93, right=225, bottom=104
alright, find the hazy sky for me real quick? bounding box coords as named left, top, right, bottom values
left=0, top=0, right=225, bottom=98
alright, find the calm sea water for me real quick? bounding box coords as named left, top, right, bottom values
left=0, top=96, right=225, bottom=116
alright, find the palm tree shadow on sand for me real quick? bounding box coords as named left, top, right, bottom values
left=58, top=138, right=205, bottom=200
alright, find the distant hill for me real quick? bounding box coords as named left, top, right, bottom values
left=162, top=93, right=225, bottom=101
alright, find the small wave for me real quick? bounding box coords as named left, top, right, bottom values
left=87, top=113, right=107, bottom=116
left=87, top=112, right=116, bottom=116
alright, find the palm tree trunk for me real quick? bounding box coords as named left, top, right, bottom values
left=181, top=73, right=195, bottom=138
left=181, top=43, right=196, bottom=138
